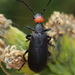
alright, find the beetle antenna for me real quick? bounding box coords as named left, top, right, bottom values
left=41, top=0, right=51, bottom=15
left=17, top=0, right=35, bottom=15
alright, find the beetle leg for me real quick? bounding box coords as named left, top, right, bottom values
left=47, top=36, right=51, bottom=42
left=48, top=51, right=51, bottom=56
left=47, top=36, right=55, bottom=47
left=18, top=50, right=28, bottom=71
left=48, top=51, right=55, bottom=64
left=26, top=26, right=35, bottom=31
left=44, top=28, right=51, bottom=32
left=26, top=35, right=31, bottom=42
left=48, top=42, right=55, bottom=47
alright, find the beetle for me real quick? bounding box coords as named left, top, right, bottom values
left=17, top=0, right=53, bottom=73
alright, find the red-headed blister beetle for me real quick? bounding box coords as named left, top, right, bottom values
left=17, top=0, right=54, bottom=73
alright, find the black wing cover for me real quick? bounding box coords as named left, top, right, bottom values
left=28, top=33, right=48, bottom=73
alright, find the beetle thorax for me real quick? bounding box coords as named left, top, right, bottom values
left=35, top=23, right=44, bottom=33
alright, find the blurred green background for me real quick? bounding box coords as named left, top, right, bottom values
left=0, top=0, right=75, bottom=34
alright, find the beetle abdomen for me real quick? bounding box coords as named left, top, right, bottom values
left=28, top=50, right=48, bottom=73
left=28, top=49, right=48, bottom=73
left=28, top=33, right=48, bottom=73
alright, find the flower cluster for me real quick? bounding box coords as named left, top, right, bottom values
left=45, top=11, right=75, bottom=38
left=0, top=14, right=12, bottom=36
left=1, top=45, right=25, bottom=69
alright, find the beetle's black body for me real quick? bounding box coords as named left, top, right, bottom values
left=28, top=23, right=48, bottom=72
left=17, top=0, right=53, bottom=73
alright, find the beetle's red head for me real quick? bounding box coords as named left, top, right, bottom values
left=34, top=14, right=45, bottom=23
